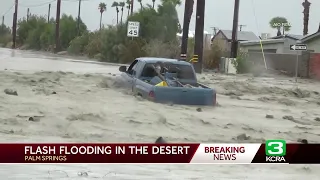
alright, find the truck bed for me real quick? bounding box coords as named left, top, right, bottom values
left=153, top=86, right=216, bottom=106
left=136, top=77, right=216, bottom=106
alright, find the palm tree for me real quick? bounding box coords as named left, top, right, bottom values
left=98, top=2, right=107, bottom=30
left=152, top=0, right=155, bottom=8
left=126, top=0, right=131, bottom=17
left=119, top=2, right=125, bottom=23
left=302, top=0, right=311, bottom=35
left=137, top=0, right=143, bottom=9
left=269, top=17, right=291, bottom=36
left=112, top=2, right=120, bottom=24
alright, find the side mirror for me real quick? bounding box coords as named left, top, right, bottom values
left=119, top=66, right=127, bottom=72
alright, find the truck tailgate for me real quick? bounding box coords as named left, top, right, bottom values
left=153, top=86, right=216, bottom=106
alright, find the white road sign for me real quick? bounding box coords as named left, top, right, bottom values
left=127, top=21, right=140, bottom=37
left=290, top=44, right=307, bottom=51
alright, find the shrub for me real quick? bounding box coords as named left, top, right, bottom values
left=232, top=51, right=250, bottom=73
left=142, top=39, right=180, bottom=59
left=17, top=15, right=48, bottom=47
left=59, top=14, right=87, bottom=50
left=0, top=24, right=11, bottom=46
left=118, top=38, right=146, bottom=64
left=84, top=31, right=103, bottom=58
left=0, top=24, right=11, bottom=36
left=40, top=23, right=55, bottom=51
left=68, top=33, right=90, bottom=55
left=203, top=40, right=225, bottom=69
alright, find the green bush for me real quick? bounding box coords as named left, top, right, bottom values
left=84, top=31, right=103, bottom=58
left=232, top=51, right=250, bottom=74
left=99, top=25, right=128, bottom=62
left=0, top=24, right=11, bottom=36
left=68, top=33, right=90, bottom=55
left=118, top=38, right=146, bottom=64
left=203, top=40, right=225, bottom=69
left=40, top=23, right=55, bottom=51
left=59, top=14, right=87, bottom=50
left=16, top=14, right=87, bottom=51
left=0, top=24, right=11, bottom=46
left=7, top=0, right=182, bottom=65
left=142, top=39, right=180, bottom=58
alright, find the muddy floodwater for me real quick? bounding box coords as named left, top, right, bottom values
left=0, top=48, right=320, bottom=179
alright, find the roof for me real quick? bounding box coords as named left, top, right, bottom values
left=213, top=30, right=259, bottom=41
left=271, top=34, right=304, bottom=40
left=136, top=57, right=191, bottom=65
left=240, top=39, right=285, bottom=46
left=300, top=31, right=320, bottom=42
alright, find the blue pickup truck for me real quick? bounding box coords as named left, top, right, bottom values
left=117, top=57, right=216, bottom=106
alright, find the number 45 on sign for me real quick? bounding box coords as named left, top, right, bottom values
left=127, top=21, right=140, bottom=37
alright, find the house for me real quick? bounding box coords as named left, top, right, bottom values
left=176, top=30, right=212, bottom=50
left=240, top=31, right=320, bottom=54
left=300, top=31, right=320, bottom=52
left=211, top=30, right=260, bottom=52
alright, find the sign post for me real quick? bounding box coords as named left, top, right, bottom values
left=127, top=21, right=140, bottom=39
left=289, top=44, right=307, bottom=82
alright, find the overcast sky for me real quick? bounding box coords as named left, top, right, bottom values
left=1, top=0, right=319, bottom=37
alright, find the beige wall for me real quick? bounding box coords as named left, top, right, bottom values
left=240, top=42, right=284, bottom=53
left=246, top=52, right=310, bottom=77
left=306, top=36, right=320, bottom=53
left=241, top=38, right=306, bottom=54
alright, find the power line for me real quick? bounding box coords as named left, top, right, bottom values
left=251, top=0, right=267, bottom=70
left=1, top=4, right=15, bottom=16
left=20, top=0, right=56, bottom=8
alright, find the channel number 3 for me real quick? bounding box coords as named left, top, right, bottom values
left=267, top=142, right=283, bottom=155
left=128, top=30, right=138, bottom=36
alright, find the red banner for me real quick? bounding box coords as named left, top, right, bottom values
left=0, top=144, right=199, bottom=163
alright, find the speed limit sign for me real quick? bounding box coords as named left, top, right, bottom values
left=127, top=21, right=140, bottom=37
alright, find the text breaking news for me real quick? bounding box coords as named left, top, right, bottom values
left=0, top=141, right=319, bottom=164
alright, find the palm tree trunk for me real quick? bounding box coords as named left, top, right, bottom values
left=127, top=8, right=130, bottom=17
left=121, top=8, right=124, bottom=24
left=116, top=12, right=119, bottom=24
left=140, top=3, right=142, bottom=9
left=277, top=27, right=281, bottom=36
left=100, top=12, right=102, bottom=30
left=152, top=2, right=154, bottom=9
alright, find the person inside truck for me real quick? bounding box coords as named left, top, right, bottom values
left=140, top=64, right=169, bottom=86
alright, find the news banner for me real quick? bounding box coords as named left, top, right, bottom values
left=0, top=140, right=319, bottom=164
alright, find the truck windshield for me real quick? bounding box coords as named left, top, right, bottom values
left=145, top=63, right=196, bottom=80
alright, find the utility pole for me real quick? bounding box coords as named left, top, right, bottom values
left=12, top=0, right=18, bottom=49
left=48, top=4, right=51, bottom=22
left=1, top=16, right=4, bottom=33
left=77, top=0, right=81, bottom=35
left=130, top=0, right=134, bottom=15
left=238, top=24, right=246, bottom=31
left=230, top=0, right=240, bottom=58
left=193, top=0, right=205, bottom=73
left=180, top=0, right=194, bottom=61
left=27, top=8, right=30, bottom=21
left=210, top=27, right=219, bottom=35
left=55, top=0, right=61, bottom=53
